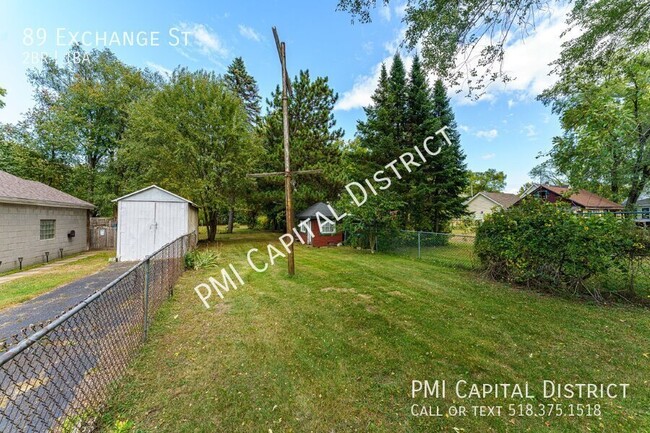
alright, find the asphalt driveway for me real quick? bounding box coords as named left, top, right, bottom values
left=0, top=261, right=135, bottom=342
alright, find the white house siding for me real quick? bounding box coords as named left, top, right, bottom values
left=466, top=195, right=502, bottom=220
left=0, top=203, right=88, bottom=272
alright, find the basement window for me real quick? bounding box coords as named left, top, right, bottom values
left=40, top=219, right=56, bottom=240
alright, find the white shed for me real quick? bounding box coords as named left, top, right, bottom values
left=113, top=185, right=199, bottom=261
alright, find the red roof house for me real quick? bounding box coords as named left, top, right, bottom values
left=517, top=184, right=623, bottom=211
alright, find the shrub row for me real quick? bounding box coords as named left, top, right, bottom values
left=475, top=199, right=650, bottom=301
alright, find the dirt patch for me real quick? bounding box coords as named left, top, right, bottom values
left=357, top=293, right=372, bottom=300
left=321, top=287, right=356, bottom=293
left=388, top=291, right=404, bottom=297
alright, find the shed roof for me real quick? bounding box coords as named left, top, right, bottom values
left=297, top=202, right=338, bottom=220
left=0, top=170, right=94, bottom=209
left=112, top=185, right=198, bottom=208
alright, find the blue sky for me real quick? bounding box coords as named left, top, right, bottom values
left=0, top=0, right=570, bottom=193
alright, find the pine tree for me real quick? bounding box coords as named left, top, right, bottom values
left=404, top=54, right=437, bottom=229
left=224, top=57, right=261, bottom=126
left=223, top=57, right=262, bottom=232
left=424, top=79, right=468, bottom=231
left=255, top=70, right=344, bottom=230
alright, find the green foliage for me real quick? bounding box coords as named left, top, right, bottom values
left=338, top=1, right=650, bottom=98
left=476, top=199, right=648, bottom=300
left=357, top=54, right=468, bottom=232
left=184, top=250, right=221, bottom=271
left=465, top=169, right=507, bottom=196
left=0, top=86, right=6, bottom=109
left=122, top=67, right=259, bottom=241
left=224, top=57, right=262, bottom=126
left=539, top=52, right=650, bottom=206
left=339, top=192, right=403, bottom=252
left=255, top=70, right=344, bottom=230
left=2, top=45, right=158, bottom=215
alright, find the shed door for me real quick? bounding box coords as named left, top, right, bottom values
left=153, top=202, right=186, bottom=250
left=120, top=202, right=156, bottom=261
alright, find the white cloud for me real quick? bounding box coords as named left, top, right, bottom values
left=523, top=124, right=537, bottom=137
left=475, top=129, right=499, bottom=140
left=379, top=5, right=391, bottom=21
left=338, top=5, right=577, bottom=110
left=481, top=153, right=496, bottom=160
left=178, top=22, right=228, bottom=59
left=394, top=3, right=407, bottom=18
left=335, top=54, right=413, bottom=111
left=146, top=61, right=172, bottom=77
left=238, top=24, right=261, bottom=42
left=459, top=124, right=470, bottom=132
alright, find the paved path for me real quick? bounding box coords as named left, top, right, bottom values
left=0, top=252, right=100, bottom=285
left=0, top=261, right=135, bottom=341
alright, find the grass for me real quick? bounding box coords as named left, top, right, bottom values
left=100, top=231, right=650, bottom=432
left=0, top=250, right=95, bottom=278
left=0, top=251, right=113, bottom=310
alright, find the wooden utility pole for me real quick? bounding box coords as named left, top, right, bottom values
left=277, top=29, right=295, bottom=275
left=247, top=27, right=321, bottom=276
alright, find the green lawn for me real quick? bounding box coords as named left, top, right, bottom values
left=100, top=231, right=649, bottom=432
left=0, top=252, right=113, bottom=310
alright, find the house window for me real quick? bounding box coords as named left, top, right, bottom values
left=534, top=190, right=549, bottom=199
left=299, top=220, right=310, bottom=233
left=40, top=219, right=56, bottom=240
left=643, top=208, right=650, bottom=219
left=321, top=221, right=336, bottom=234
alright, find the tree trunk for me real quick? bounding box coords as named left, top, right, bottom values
left=227, top=207, right=235, bottom=234
left=206, top=209, right=218, bottom=242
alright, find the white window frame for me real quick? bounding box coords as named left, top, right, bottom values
left=320, top=220, right=336, bottom=235
left=40, top=219, right=56, bottom=240
left=299, top=219, right=310, bottom=233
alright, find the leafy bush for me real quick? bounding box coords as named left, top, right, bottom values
left=475, top=199, right=648, bottom=300
left=184, top=250, right=221, bottom=270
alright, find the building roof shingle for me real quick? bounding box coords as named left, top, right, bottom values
left=539, top=185, right=623, bottom=210
left=0, top=170, right=94, bottom=209
left=481, top=192, right=520, bottom=209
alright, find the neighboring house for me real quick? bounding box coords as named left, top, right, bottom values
left=463, top=191, right=520, bottom=221
left=517, top=184, right=623, bottom=212
left=113, top=185, right=199, bottom=261
left=622, top=196, right=650, bottom=225
left=0, top=170, right=94, bottom=272
left=296, top=202, right=344, bottom=247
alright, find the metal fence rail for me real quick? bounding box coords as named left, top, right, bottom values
left=378, top=230, right=477, bottom=269
left=0, top=232, right=196, bottom=433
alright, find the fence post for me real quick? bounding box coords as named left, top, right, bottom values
left=417, top=231, right=421, bottom=259
left=143, top=257, right=150, bottom=341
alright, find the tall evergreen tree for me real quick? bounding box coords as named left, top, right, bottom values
left=255, top=70, right=344, bottom=230
left=223, top=57, right=262, bottom=232
left=424, top=79, right=468, bottom=231
left=224, top=57, right=261, bottom=126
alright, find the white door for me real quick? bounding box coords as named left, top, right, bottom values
left=153, top=202, right=186, bottom=249
left=119, top=202, right=156, bottom=261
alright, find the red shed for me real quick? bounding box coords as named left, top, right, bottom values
left=296, top=202, right=344, bottom=247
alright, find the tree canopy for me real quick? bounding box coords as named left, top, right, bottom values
left=337, top=0, right=650, bottom=97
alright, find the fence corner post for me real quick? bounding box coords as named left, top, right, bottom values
left=418, top=231, right=421, bottom=259
left=143, top=256, right=150, bottom=341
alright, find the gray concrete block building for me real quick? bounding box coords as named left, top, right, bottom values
left=0, top=170, right=94, bottom=272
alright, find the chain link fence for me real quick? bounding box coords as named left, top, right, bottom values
left=377, top=230, right=476, bottom=269
left=0, top=231, right=196, bottom=433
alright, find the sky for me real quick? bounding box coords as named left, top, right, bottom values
left=0, top=0, right=570, bottom=193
